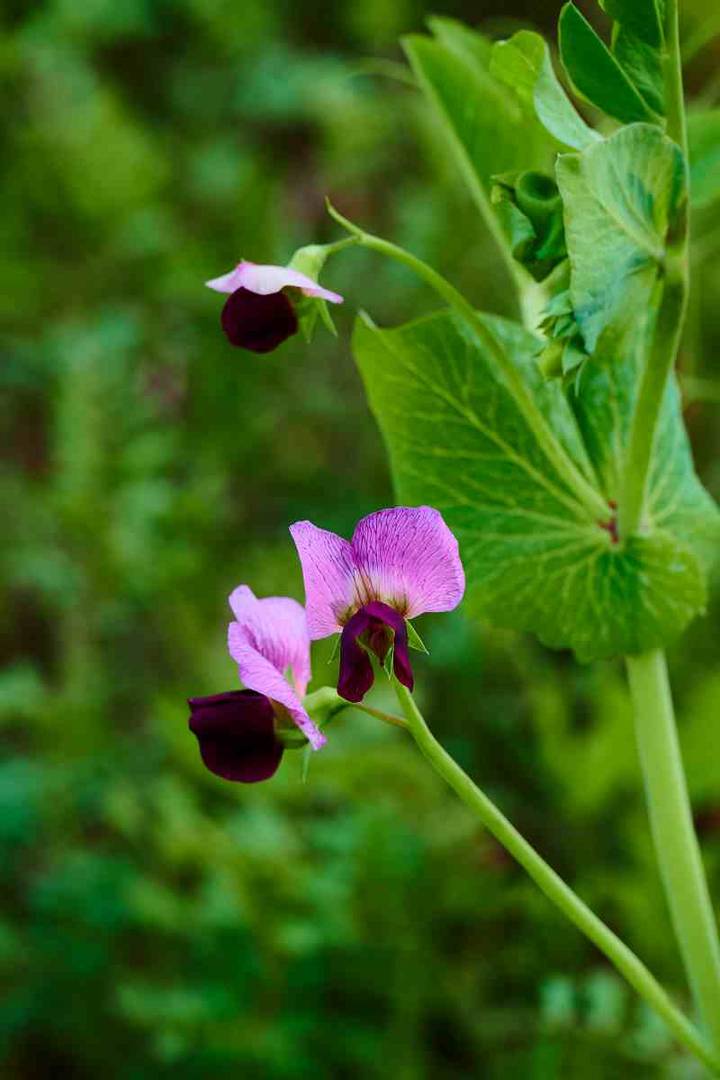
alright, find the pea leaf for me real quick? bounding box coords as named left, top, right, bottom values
left=353, top=309, right=717, bottom=662
left=559, top=3, right=660, bottom=124
left=402, top=28, right=552, bottom=210
left=426, top=15, right=493, bottom=68
left=556, top=123, right=686, bottom=355
left=490, top=30, right=600, bottom=151
left=688, top=109, right=720, bottom=209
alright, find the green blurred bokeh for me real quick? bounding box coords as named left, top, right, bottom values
left=2, top=1, right=720, bottom=1076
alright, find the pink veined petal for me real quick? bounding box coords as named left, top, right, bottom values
left=228, top=585, right=311, bottom=696
left=228, top=622, right=325, bottom=749
left=206, top=260, right=343, bottom=303
left=351, top=506, right=465, bottom=619
left=289, top=521, right=357, bottom=639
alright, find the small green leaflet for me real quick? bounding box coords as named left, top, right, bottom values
left=558, top=4, right=660, bottom=125
left=556, top=124, right=686, bottom=356
left=353, top=309, right=718, bottom=662
left=600, top=0, right=664, bottom=48
left=490, top=30, right=600, bottom=151
left=612, top=28, right=664, bottom=117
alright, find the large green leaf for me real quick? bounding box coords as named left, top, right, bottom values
left=556, top=123, right=686, bottom=355
left=688, top=109, right=720, bottom=209
left=353, top=309, right=717, bottom=662
left=490, top=30, right=600, bottom=151
left=559, top=3, right=659, bottom=124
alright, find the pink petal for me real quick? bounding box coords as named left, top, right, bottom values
left=227, top=586, right=324, bottom=749
left=351, top=507, right=465, bottom=619
left=206, top=260, right=343, bottom=303
left=228, top=624, right=325, bottom=750
left=229, top=586, right=311, bottom=695
left=289, top=521, right=357, bottom=638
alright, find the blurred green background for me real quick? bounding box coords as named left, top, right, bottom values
left=2, top=1, right=720, bottom=1076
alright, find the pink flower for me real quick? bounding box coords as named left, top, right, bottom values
left=188, top=586, right=324, bottom=783
left=206, top=260, right=343, bottom=353
left=290, top=507, right=465, bottom=702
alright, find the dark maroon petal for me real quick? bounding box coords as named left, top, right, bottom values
left=220, top=287, right=298, bottom=352
left=338, top=609, right=376, bottom=703
left=188, top=689, right=283, bottom=782
left=337, top=601, right=414, bottom=703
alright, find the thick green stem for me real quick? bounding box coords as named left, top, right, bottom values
left=626, top=650, right=720, bottom=1048
left=328, top=202, right=608, bottom=523
left=617, top=275, right=687, bottom=538
left=618, top=0, right=690, bottom=540
left=392, top=681, right=719, bottom=1073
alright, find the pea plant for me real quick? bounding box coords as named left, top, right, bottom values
left=191, top=0, right=720, bottom=1070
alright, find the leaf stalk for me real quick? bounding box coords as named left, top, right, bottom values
left=327, top=200, right=609, bottom=523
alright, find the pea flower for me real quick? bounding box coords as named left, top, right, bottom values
left=206, top=260, right=343, bottom=353
left=290, top=507, right=465, bottom=703
left=188, top=586, right=324, bottom=783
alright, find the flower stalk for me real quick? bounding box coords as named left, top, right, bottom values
left=392, top=679, right=720, bottom=1074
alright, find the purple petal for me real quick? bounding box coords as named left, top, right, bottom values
left=289, top=521, right=357, bottom=638
left=220, top=288, right=298, bottom=352
left=227, top=586, right=323, bottom=750
left=337, top=601, right=414, bottom=703
left=188, top=689, right=283, bottom=782
left=207, top=260, right=343, bottom=303
left=228, top=585, right=311, bottom=696
left=351, top=507, right=465, bottom=619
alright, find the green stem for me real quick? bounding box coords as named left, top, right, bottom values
left=617, top=275, right=687, bottom=538
left=302, top=685, right=409, bottom=732
left=392, top=680, right=719, bottom=1073
left=328, top=202, right=608, bottom=523
left=626, top=650, right=720, bottom=1048
left=354, top=702, right=409, bottom=730
left=665, top=0, right=689, bottom=157
left=617, top=0, right=689, bottom=541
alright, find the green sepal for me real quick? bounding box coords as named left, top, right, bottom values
left=287, top=242, right=342, bottom=343
left=300, top=686, right=348, bottom=734
left=406, top=621, right=429, bottom=654
left=382, top=645, right=395, bottom=679
left=326, top=633, right=341, bottom=664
